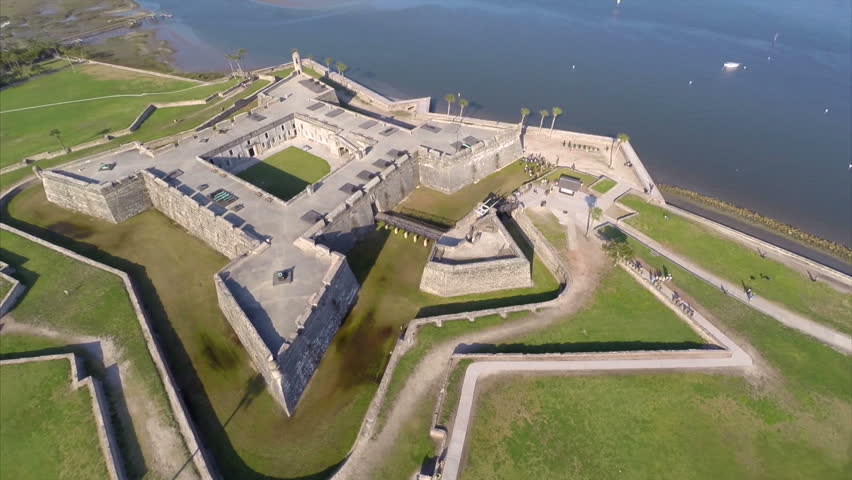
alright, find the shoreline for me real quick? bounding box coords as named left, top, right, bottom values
left=659, top=185, right=852, bottom=270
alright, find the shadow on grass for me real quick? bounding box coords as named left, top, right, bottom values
left=236, top=162, right=310, bottom=202
left=1, top=204, right=345, bottom=480
left=456, top=340, right=717, bottom=355
left=415, top=290, right=559, bottom=318
left=0, top=343, right=148, bottom=479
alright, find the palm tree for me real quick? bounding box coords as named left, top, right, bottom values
left=549, top=106, right=563, bottom=137
left=324, top=57, right=332, bottom=74
left=458, top=98, right=469, bottom=118
left=231, top=48, right=246, bottom=75
left=586, top=206, right=603, bottom=237
left=444, top=94, right=456, bottom=116
left=539, top=109, right=550, bottom=130
left=609, top=132, right=630, bottom=168
left=224, top=53, right=235, bottom=76
left=49, top=129, right=67, bottom=152
left=335, top=61, right=347, bottom=79
left=520, top=107, right=530, bottom=126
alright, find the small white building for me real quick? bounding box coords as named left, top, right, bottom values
left=557, top=175, right=583, bottom=195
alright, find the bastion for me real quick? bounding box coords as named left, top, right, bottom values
left=420, top=211, right=532, bottom=296
left=37, top=51, right=524, bottom=415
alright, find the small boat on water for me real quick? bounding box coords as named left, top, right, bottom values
left=723, top=62, right=741, bottom=70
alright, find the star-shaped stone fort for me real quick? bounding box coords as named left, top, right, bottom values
left=36, top=51, right=523, bottom=414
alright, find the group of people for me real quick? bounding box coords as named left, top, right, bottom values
left=670, top=291, right=696, bottom=318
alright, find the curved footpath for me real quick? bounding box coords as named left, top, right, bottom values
left=614, top=219, right=852, bottom=354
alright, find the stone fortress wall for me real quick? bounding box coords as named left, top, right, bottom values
left=416, top=125, right=522, bottom=194
left=420, top=212, right=533, bottom=297
left=36, top=54, right=526, bottom=417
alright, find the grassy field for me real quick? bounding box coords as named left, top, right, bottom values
left=458, top=237, right=852, bottom=479
left=0, top=63, right=235, bottom=167
left=397, top=160, right=530, bottom=225
left=0, top=275, right=12, bottom=300
left=487, top=266, right=705, bottom=353
left=525, top=208, right=567, bottom=251
left=0, top=360, right=110, bottom=480
left=591, top=177, right=617, bottom=194
left=237, top=146, right=331, bottom=201
left=463, top=370, right=850, bottom=480
left=619, top=194, right=852, bottom=334
left=0, top=227, right=188, bottom=478
left=3, top=186, right=557, bottom=479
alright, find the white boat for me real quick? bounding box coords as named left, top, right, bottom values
left=723, top=62, right=741, bottom=70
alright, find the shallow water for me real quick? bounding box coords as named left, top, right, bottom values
left=137, top=0, right=851, bottom=245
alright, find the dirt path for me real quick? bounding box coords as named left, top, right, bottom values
left=0, top=316, right=198, bottom=480
left=335, top=229, right=610, bottom=479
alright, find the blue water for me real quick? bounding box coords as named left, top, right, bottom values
left=141, top=0, right=852, bottom=245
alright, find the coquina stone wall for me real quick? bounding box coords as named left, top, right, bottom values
left=420, top=256, right=532, bottom=296
left=317, top=154, right=420, bottom=252
left=279, top=253, right=359, bottom=410
left=41, top=171, right=152, bottom=223
left=418, top=127, right=523, bottom=194
left=141, top=171, right=262, bottom=259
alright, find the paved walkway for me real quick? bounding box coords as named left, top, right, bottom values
left=615, top=220, right=852, bottom=354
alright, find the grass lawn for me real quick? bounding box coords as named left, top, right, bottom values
left=397, top=160, right=530, bottom=225
left=619, top=194, right=852, bottom=334
left=2, top=187, right=557, bottom=479
left=487, top=266, right=705, bottom=353
left=525, top=208, right=568, bottom=251
left=268, top=67, right=295, bottom=78
left=0, top=63, right=236, bottom=167
left=457, top=236, right=852, bottom=479
left=0, top=227, right=189, bottom=478
left=237, top=146, right=331, bottom=201
left=545, top=167, right=598, bottom=187
left=462, top=371, right=849, bottom=480
left=591, top=177, right=617, bottom=194
left=0, top=360, right=110, bottom=480
left=0, top=276, right=12, bottom=300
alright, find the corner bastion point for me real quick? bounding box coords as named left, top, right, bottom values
left=37, top=51, right=523, bottom=415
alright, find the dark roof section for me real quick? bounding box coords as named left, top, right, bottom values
left=306, top=102, right=325, bottom=111
left=359, top=119, right=378, bottom=129
left=558, top=175, right=583, bottom=191
left=325, top=108, right=344, bottom=118
left=421, top=124, right=442, bottom=133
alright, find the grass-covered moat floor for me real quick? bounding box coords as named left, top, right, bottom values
left=2, top=184, right=559, bottom=479
left=0, top=360, right=110, bottom=480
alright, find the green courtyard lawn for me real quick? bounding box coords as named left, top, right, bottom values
left=525, top=208, right=568, bottom=251
left=397, top=160, right=531, bottom=225
left=2, top=186, right=557, bottom=479
left=591, top=177, right=617, bottom=194
left=458, top=238, right=852, bottom=480
left=0, top=63, right=236, bottom=167
left=0, top=360, right=110, bottom=480
left=619, top=194, right=852, bottom=334
left=237, top=146, right=331, bottom=201
left=268, top=67, right=295, bottom=78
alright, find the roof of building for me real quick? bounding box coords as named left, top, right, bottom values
left=558, top=175, right=583, bottom=191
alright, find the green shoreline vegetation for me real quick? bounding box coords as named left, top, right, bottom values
left=660, top=184, right=852, bottom=263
